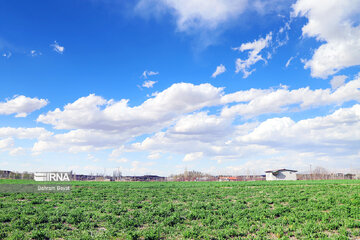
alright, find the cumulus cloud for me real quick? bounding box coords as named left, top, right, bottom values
left=32, top=129, right=131, bottom=153
left=239, top=104, right=360, bottom=155
left=221, top=77, right=360, bottom=118
left=128, top=112, right=261, bottom=162
left=183, top=152, right=203, bottom=162
left=233, top=32, right=272, bottom=78
left=211, top=64, right=226, bottom=78
left=0, top=127, right=51, bottom=155
left=37, top=83, right=223, bottom=131
left=35, top=83, right=223, bottom=152
left=116, top=76, right=360, bottom=168
left=33, top=75, right=360, bottom=155
left=127, top=104, right=360, bottom=171
left=51, top=41, right=65, bottom=54
left=0, top=138, right=25, bottom=156
left=0, top=137, right=26, bottom=156
left=293, top=0, right=360, bottom=78
left=171, top=112, right=232, bottom=137
left=0, top=127, right=52, bottom=139
left=0, top=95, right=48, bottom=117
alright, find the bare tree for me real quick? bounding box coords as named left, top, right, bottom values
left=312, top=166, right=328, bottom=179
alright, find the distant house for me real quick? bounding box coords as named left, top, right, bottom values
left=344, top=173, right=356, bottom=180
left=0, top=170, right=13, bottom=179
left=137, top=175, right=165, bottom=181
left=265, top=169, right=297, bottom=181
left=121, top=175, right=165, bottom=182
left=218, top=176, right=237, bottom=181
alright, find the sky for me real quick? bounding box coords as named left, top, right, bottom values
left=0, top=0, right=360, bottom=176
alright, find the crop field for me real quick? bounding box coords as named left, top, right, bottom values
left=0, top=180, right=359, bottom=240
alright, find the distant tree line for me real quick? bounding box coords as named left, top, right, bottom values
left=0, top=170, right=34, bottom=180
left=168, top=170, right=215, bottom=181
left=298, top=166, right=360, bottom=180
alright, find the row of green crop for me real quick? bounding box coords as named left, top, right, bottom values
left=0, top=180, right=359, bottom=239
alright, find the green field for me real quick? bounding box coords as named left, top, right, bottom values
left=0, top=180, right=359, bottom=240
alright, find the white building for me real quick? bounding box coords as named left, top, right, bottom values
left=265, top=169, right=297, bottom=181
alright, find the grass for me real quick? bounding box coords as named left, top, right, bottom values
left=0, top=179, right=359, bottom=239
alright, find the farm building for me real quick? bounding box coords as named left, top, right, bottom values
left=265, top=169, right=297, bottom=181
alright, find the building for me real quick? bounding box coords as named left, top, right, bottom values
left=265, top=169, right=297, bottom=181
left=72, top=174, right=96, bottom=181
left=218, top=175, right=266, bottom=181
left=218, top=176, right=238, bottom=181
left=121, top=175, right=165, bottom=181
left=133, top=175, right=165, bottom=181
left=0, top=170, right=13, bottom=179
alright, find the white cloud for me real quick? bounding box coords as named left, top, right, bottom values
left=293, top=0, right=360, bottom=78
left=109, top=145, right=124, bottom=158
left=135, top=0, right=293, bottom=34
left=37, top=83, right=223, bottom=131
left=285, top=56, right=294, bottom=68
left=32, top=75, right=360, bottom=156
left=128, top=113, right=252, bottom=160
left=87, top=154, right=98, bottom=162
left=142, top=80, right=157, bottom=88
left=0, top=95, right=48, bottom=117
left=211, top=64, right=226, bottom=78
left=135, top=0, right=292, bottom=49
left=0, top=127, right=52, bottom=139
left=30, top=50, right=42, bottom=57
left=51, top=41, right=65, bottom=54
left=0, top=138, right=26, bottom=156
left=32, top=129, right=130, bottom=153
left=109, top=157, right=129, bottom=163
left=330, top=75, right=347, bottom=90
left=129, top=161, right=155, bottom=175
left=233, top=32, right=272, bottom=78
left=183, top=152, right=203, bottom=162
left=136, top=0, right=248, bottom=32
left=274, top=21, right=290, bottom=49
left=142, top=70, right=159, bottom=79
left=9, top=77, right=355, bottom=172
left=238, top=104, right=360, bottom=155
left=0, top=138, right=14, bottom=150
left=127, top=111, right=234, bottom=158
left=35, top=83, right=223, bottom=152
left=2, top=52, right=12, bottom=58
left=127, top=104, right=360, bottom=171
left=9, top=147, right=25, bottom=156
left=148, top=152, right=161, bottom=159
left=171, top=111, right=232, bottom=137
left=221, top=77, right=360, bottom=118
left=0, top=127, right=51, bottom=155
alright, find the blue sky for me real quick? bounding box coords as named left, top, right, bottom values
left=1, top=0, right=360, bottom=176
